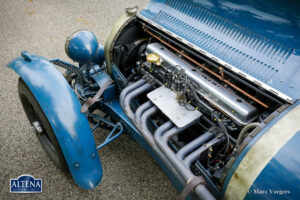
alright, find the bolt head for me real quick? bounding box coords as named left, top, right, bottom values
left=74, top=162, right=80, bottom=168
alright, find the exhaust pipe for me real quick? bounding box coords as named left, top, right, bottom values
left=134, top=100, right=152, bottom=129
left=176, top=131, right=214, bottom=160
left=123, top=82, right=153, bottom=120
left=183, top=137, right=222, bottom=168
left=120, top=79, right=146, bottom=108
left=154, top=122, right=215, bottom=200
left=120, top=79, right=215, bottom=200
left=120, top=82, right=186, bottom=187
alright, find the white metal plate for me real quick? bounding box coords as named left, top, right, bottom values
left=147, top=86, right=202, bottom=128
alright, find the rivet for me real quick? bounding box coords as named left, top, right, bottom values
left=91, top=153, right=96, bottom=159
left=74, top=162, right=80, bottom=168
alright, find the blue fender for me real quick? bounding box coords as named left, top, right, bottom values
left=7, top=52, right=103, bottom=189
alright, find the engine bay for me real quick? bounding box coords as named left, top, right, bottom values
left=108, top=17, right=287, bottom=191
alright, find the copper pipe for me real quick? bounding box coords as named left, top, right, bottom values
left=144, top=27, right=269, bottom=109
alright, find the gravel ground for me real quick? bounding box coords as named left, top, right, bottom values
left=0, top=0, right=177, bottom=199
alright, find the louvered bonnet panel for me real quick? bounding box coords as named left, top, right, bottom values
left=138, top=0, right=300, bottom=102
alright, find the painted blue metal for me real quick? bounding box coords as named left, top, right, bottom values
left=139, top=0, right=300, bottom=102
left=65, top=30, right=99, bottom=63
left=21, top=51, right=32, bottom=61
left=97, top=122, right=123, bottom=149
left=221, top=101, right=300, bottom=199
left=7, top=53, right=103, bottom=189
left=89, top=64, right=103, bottom=76
left=92, top=71, right=116, bottom=102
left=110, top=63, right=128, bottom=89
left=244, top=131, right=300, bottom=199
left=92, top=44, right=105, bottom=65
left=87, top=113, right=124, bottom=149
left=92, top=71, right=112, bottom=87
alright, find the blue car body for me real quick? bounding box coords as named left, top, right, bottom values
left=7, top=0, right=300, bottom=199
left=139, top=0, right=300, bottom=102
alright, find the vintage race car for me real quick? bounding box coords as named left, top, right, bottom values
left=7, top=0, right=300, bottom=199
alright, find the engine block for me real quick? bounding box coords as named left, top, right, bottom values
left=145, top=43, right=258, bottom=125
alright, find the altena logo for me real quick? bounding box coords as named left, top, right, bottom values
left=10, top=174, right=42, bottom=193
